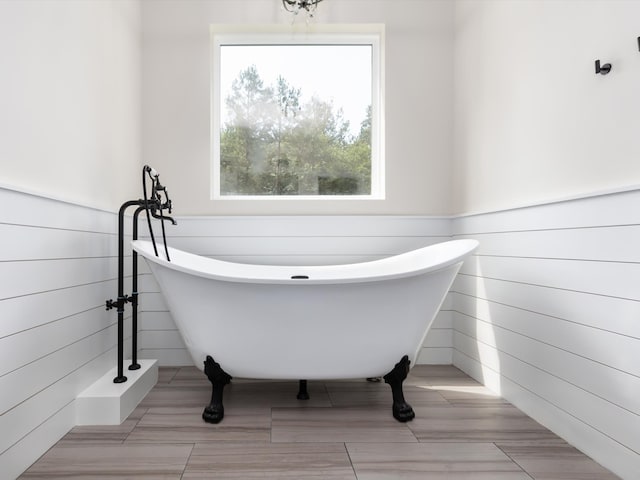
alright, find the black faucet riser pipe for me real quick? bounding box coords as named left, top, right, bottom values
left=113, top=199, right=143, bottom=384
left=128, top=205, right=147, bottom=372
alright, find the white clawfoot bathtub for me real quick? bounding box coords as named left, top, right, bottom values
left=132, top=238, right=478, bottom=422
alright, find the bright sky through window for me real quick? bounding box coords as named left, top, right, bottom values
left=220, top=45, right=372, bottom=137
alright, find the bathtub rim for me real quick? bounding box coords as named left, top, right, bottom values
left=131, top=238, right=478, bottom=285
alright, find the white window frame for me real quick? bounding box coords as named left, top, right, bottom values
left=210, top=24, right=385, bottom=200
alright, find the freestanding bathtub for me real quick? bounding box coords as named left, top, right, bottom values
left=132, top=238, right=478, bottom=423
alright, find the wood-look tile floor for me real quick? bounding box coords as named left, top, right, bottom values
left=20, top=365, right=620, bottom=479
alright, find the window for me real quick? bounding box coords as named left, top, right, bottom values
left=211, top=25, right=384, bottom=199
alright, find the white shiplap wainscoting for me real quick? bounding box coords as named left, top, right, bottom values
left=4, top=186, right=639, bottom=479
left=0, top=187, right=130, bottom=480
left=451, top=189, right=640, bottom=480
left=137, top=215, right=454, bottom=367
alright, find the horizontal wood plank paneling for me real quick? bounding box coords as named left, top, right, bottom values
left=0, top=187, right=123, bottom=478
left=0, top=329, right=119, bottom=453
left=465, top=225, right=640, bottom=262
left=0, top=307, right=115, bottom=379
left=160, top=215, right=452, bottom=238
left=458, top=255, right=640, bottom=301
left=0, top=258, right=118, bottom=300
left=453, top=346, right=637, bottom=480
left=0, top=224, right=117, bottom=261
left=452, top=189, right=640, bottom=480
left=453, top=292, right=639, bottom=377
left=453, top=274, right=640, bottom=340
left=452, top=339, right=639, bottom=476
left=2, top=401, right=76, bottom=480
left=0, top=280, right=117, bottom=338
left=456, top=188, right=640, bottom=232
left=417, top=347, right=452, bottom=364
left=158, top=235, right=443, bottom=264
left=0, top=188, right=117, bottom=232
left=454, top=313, right=640, bottom=447
left=139, top=329, right=186, bottom=351
left=137, top=348, right=194, bottom=367
left=136, top=216, right=454, bottom=367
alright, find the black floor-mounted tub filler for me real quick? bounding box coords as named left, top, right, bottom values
left=106, top=165, right=176, bottom=384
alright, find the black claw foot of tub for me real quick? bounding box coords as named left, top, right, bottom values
left=297, top=379, right=310, bottom=400
left=202, top=355, right=232, bottom=424
left=391, top=400, right=415, bottom=422
left=383, top=355, right=415, bottom=423
left=202, top=404, right=225, bottom=424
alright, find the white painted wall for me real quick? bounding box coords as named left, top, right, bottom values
left=141, top=0, right=454, bottom=215
left=453, top=0, right=640, bottom=214
left=0, top=2, right=141, bottom=478
left=0, top=0, right=141, bottom=210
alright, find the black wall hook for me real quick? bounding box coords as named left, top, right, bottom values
left=595, top=59, right=611, bottom=75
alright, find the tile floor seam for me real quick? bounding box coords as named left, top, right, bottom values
left=493, top=442, right=536, bottom=480
left=343, top=442, right=360, bottom=480
left=120, top=407, right=147, bottom=444
left=167, top=369, right=179, bottom=383
left=179, top=442, right=196, bottom=480
left=324, top=382, right=333, bottom=407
